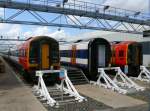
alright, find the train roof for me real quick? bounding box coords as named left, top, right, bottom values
left=26, top=36, right=57, bottom=42
left=18, top=36, right=58, bottom=49
left=61, top=37, right=109, bottom=44
left=116, top=41, right=137, bottom=45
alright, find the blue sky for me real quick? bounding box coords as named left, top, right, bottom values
left=0, top=0, right=149, bottom=40
left=0, top=0, right=106, bottom=39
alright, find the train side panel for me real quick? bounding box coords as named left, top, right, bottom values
left=60, top=38, right=111, bottom=80
left=19, top=45, right=29, bottom=70
left=60, top=42, right=89, bottom=68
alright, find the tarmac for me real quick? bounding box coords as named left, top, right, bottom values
left=0, top=56, right=47, bottom=111
left=75, top=84, right=149, bottom=111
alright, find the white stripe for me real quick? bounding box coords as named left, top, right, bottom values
left=60, top=42, right=88, bottom=50
left=76, top=58, right=88, bottom=65
left=61, top=57, right=88, bottom=65
left=61, top=57, right=71, bottom=62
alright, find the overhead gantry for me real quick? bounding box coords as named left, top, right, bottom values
left=0, top=0, right=149, bottom=34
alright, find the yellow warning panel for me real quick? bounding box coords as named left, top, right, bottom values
left=41, top=44, right=50, bottom=69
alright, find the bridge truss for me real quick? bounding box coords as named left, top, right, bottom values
left=0, top=0, right=149, bottom=34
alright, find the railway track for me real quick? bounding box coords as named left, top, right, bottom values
left=3, top=57, right=150, bottom=111
left=3, top=58, right=112, bottom=111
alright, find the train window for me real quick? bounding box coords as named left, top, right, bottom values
left=18, top=49, right=25, bottom=57
left=51, top=46, right=59, bottom=63
left=60, top=51, right=66, bottom=57
left=15, top=50, right=18, bottom=56
left=20, top=50, right=23, bottom=57
left=18, top=50, right=20, bottom=56
left=21, top=50, right=23, bottom=57
left=29, top=43, right=39, bottom=64
left=119, top=50, right=124, bottom=57
left=23, top=49, right=26, bottom=57
left=52, top=51, right=59, bottom=63
left=25, top=50, right=27, bottom=57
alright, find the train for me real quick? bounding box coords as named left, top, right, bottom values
left=60, top=38, right=143, bottom=79
left=60, top=38, right=112, bottom=80
left=2, top=36, right=60, bottom=81
left=1, top=36, right=143, bottom=81
left=111, top=41, right=143, bottom=77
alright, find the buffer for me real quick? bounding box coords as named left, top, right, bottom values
left=32, top=69, right=86, bottom=107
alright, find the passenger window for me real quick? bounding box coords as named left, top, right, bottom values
left=119, top=50, right=124, bottom=57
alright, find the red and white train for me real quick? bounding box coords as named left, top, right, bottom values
left=3, top=36, right=60, bottom=81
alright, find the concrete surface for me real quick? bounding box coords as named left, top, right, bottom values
left=75, top=84, right=148, bottom=109
left=0, top=56, right=47, bottom=111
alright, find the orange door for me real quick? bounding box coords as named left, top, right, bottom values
left=71, top=45, right=76, bottom=64
left=41, top=44, right=50, bottom=69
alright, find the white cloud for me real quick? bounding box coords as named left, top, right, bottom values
left=104, top=0, right=149, bottom=12
left=0, top=24, right=70, bottom=49
left=7, top=25, right=21, bottom=38
left=0, top=24, right=21, bottom=39
left=50, top=30, right=69, bottom=40
left=23, top=26, right=69, bottom=40
left=23, top=26, right=50, bottom=37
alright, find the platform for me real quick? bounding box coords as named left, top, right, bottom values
left=75, top=84, right=149, bottom=110
left=0, top=57, right=47, bottom=111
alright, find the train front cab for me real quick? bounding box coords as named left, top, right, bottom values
left=111, top=42, right=142, bottom=77
left=28, top=36, right=60, bottom=81
left=88, top=38, right=111, bottom=80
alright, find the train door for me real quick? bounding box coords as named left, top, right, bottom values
left=41, top=44, right=50, bottom=69
left=71, top=45, right=76, bottom=65
left=98, top=45, right=105, bottom=67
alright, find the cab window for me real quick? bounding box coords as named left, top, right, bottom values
left=119, top=50, right=124, bottom=57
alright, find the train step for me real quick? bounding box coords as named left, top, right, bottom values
left=67, top=69, right=89, bottom=85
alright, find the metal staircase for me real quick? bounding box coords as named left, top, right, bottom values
left=67, top=69, right=89, bottom=85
